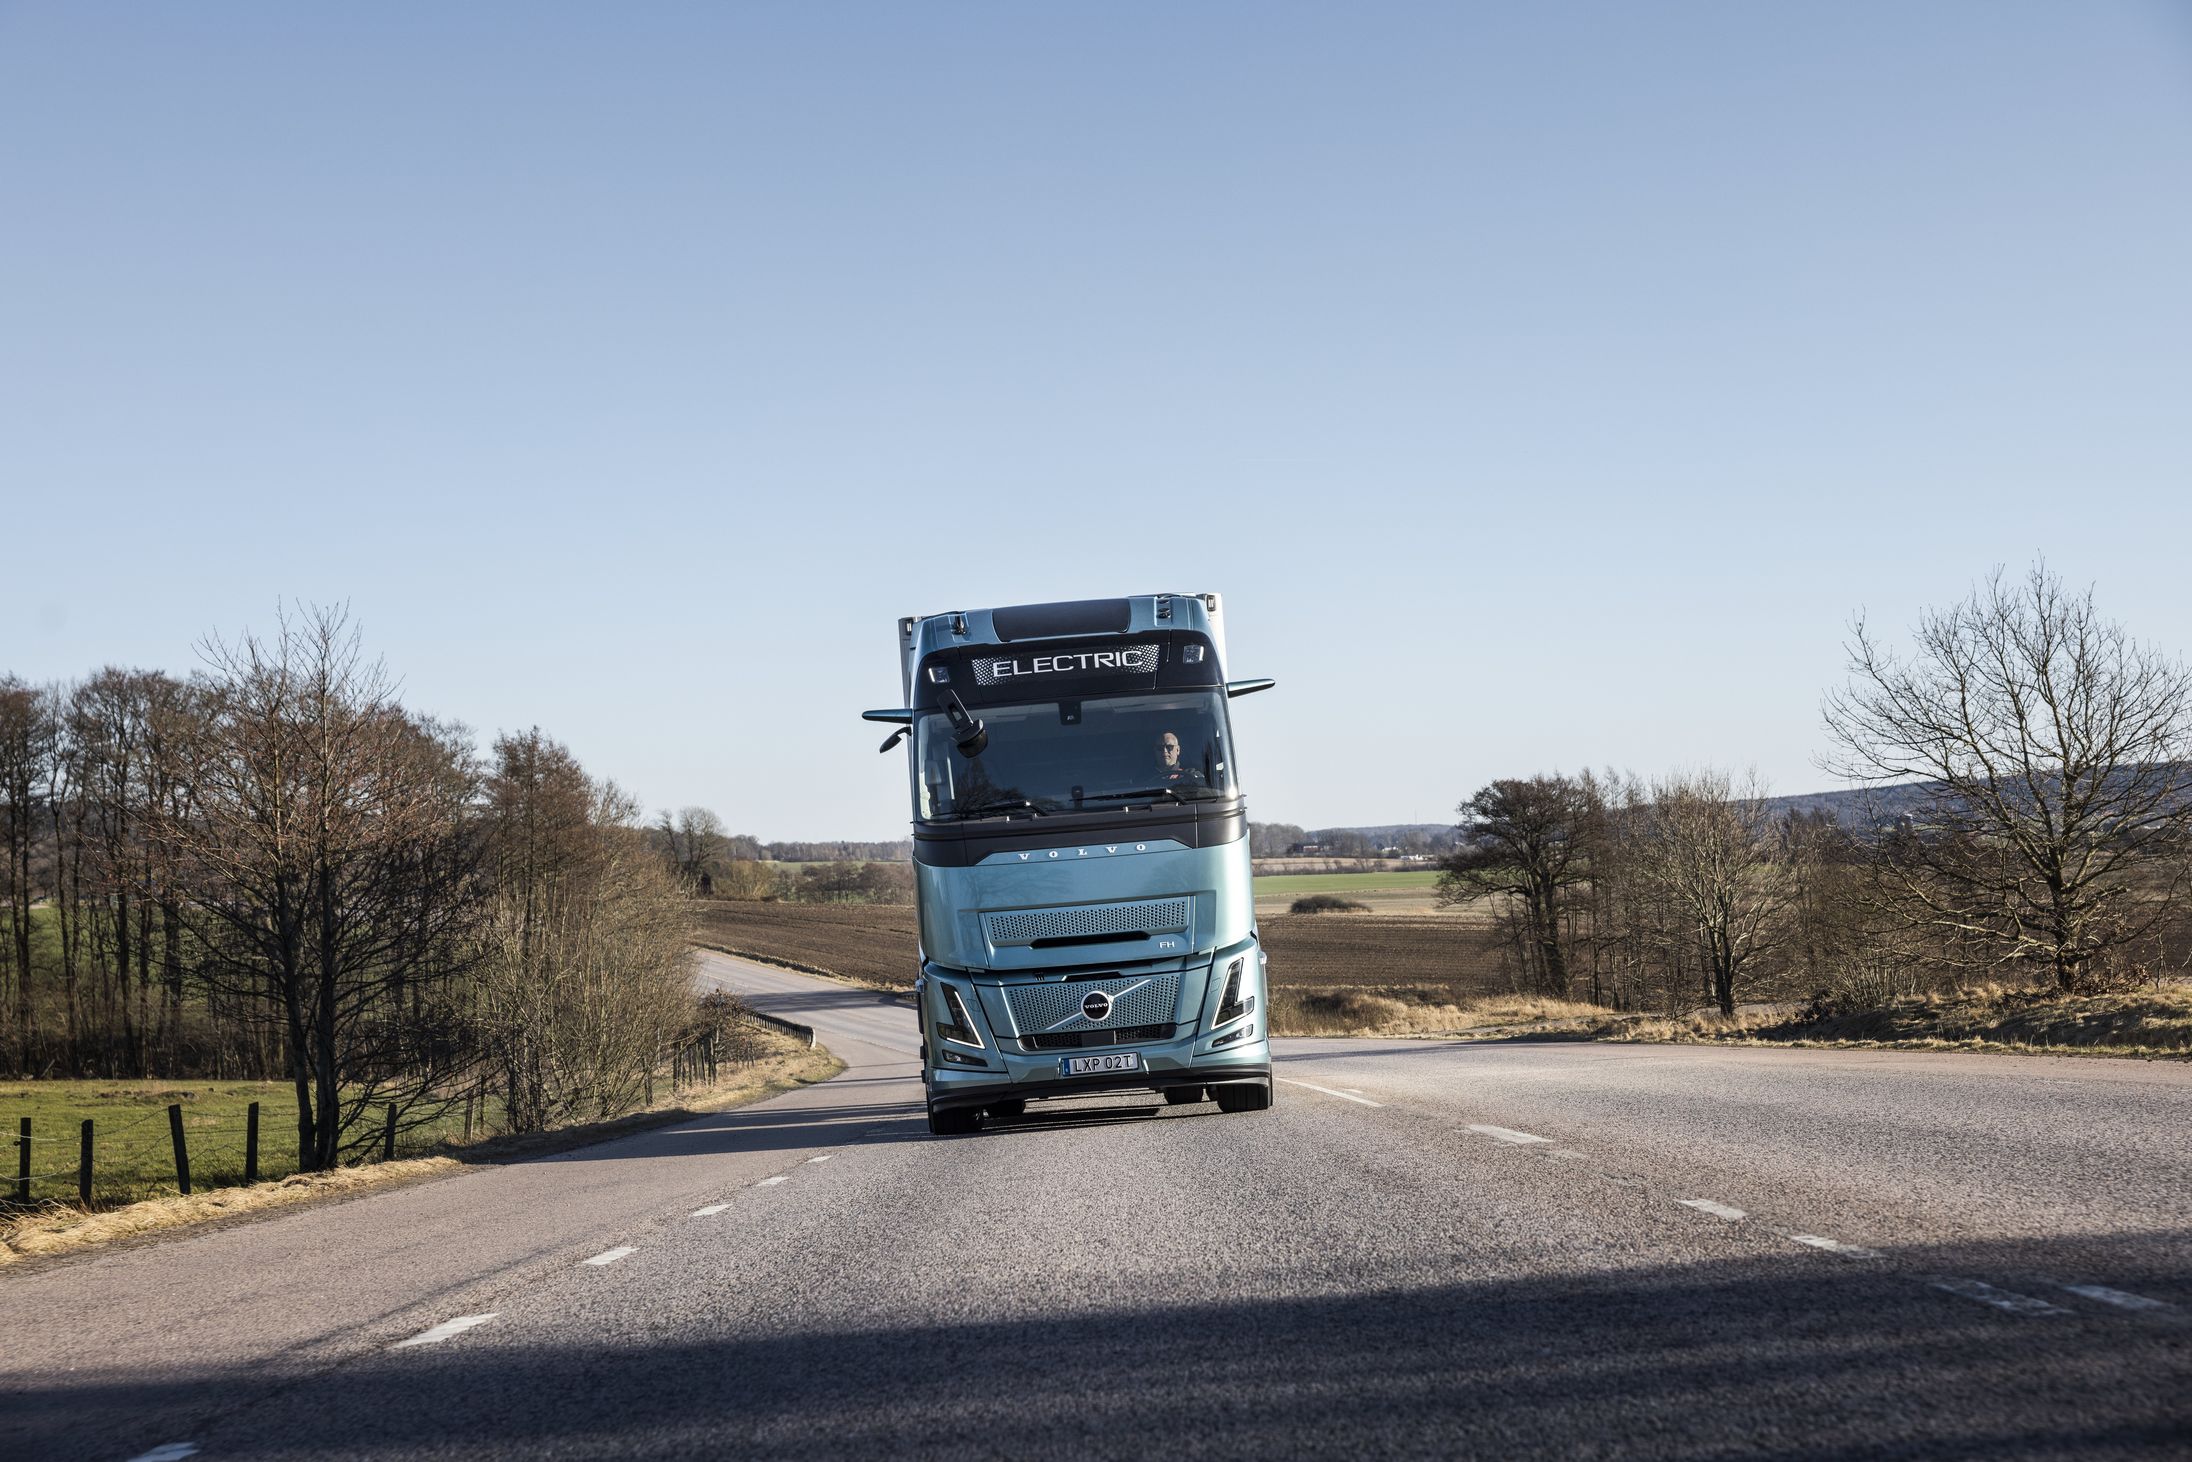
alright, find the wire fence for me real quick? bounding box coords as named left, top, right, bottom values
left=4, top=1018, right=786, bottom=1216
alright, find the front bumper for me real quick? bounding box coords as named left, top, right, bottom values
left=921, top=934, right=1270, bottom=1113
left=927, top=1039, right=1271, bottom=1113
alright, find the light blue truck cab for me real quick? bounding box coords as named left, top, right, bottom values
left=865, top=594, right=1277, bottom=1135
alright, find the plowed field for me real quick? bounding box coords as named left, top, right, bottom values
left=693, top=902, right=1511, bottom=998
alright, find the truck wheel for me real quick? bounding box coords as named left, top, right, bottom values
left=1214, top=1080, right=1272, bottom=1113
left=927, top=1102, right=983, bottom=1136
left=1163, top=1087, right=1205, bottom=1105
left=987, top=1099, right=1027, bottom=1119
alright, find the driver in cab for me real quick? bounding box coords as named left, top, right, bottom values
left=1154, top=731, right=1207, bottom=788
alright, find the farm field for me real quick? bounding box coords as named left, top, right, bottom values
left=1253, top=868, right=1455, bottom=916
left=695, top=901, right=920, bottom=989
left=692, top=900, right=1513, bottom=1008
left=1250, top=870, right=1443, bottom=896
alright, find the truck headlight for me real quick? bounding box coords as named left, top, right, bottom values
left=937, top=984, right=985, bottom=1049
left=1214, top=956, right=1254, bottom=1028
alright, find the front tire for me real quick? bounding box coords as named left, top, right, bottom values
left=927, top=1102, right=983, bottom=1135
left=987, top=1099, right=1027, bottom=1120
left=1214, top=1080, right=1272, bottom=1113
left=1163, top=1087, right=1205, bottom=1106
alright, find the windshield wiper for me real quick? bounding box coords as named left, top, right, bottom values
left=947, top=798, right=1047, bottom=820
left=1075, top=787, right=1183, bottom=806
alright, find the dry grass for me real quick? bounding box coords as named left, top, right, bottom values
left=1, top=1035, right=840, bottom=1268
left=1530, top=985, right=2192, bottom=1059
left=1270, top=987, right=1612, bottom=1037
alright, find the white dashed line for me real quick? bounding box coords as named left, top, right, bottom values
left=757, top=1175, right=790, bottom=1186
left=1276, top=1078, right=1384, bottom=1107
left=691, top=1203, right=731, bottom=1217
left=1932, top=1278, right=2066, bottom=1315
left=391, top=1313, right=498, bottom=1349
left=1791, top=1234, right=1882, bottom=1259
left=805, top=1154, right=832, bottom=1163
left=581, top=1247, right=635, bottom=1266
left=1468, top=1124, right=1551, bottom=1146
left=124, top=1446, right=200, bottom=1462
left=1678, top=1199, right=1748, bottom=1221
left=2061, top=1283, right=2171, bottom=1312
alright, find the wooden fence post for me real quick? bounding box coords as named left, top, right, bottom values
left=244, top=1102, right=260, bottom=1184
left=15, top=1117, right=28, bottom=1202
left=167, top=1104, right=191, bottom=1196
left=382, top=1103, right=396, bottom=1164
left=79, top=1119, right=93, bottom=1208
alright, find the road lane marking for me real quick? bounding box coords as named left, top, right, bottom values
left=2061, top=1284, right=2171, bottom=1312
left=1276, top=1078, right=1384, bottom=1107
left=1468, top=1124, right=1551, bottom=1145
left=1791, top=1235, right=1881, bottom=1259
left=1678, top=1199, right=1747, bottom=1221
left=581, top=1247, right=635, bottom=1266
left=691, top=1203, right=731, bottom=1217
left=1932, top=1278, right=2066, bottom=1315
left=758, top=1175, right=790, bottom=1186
left=124, top=1446, right=200, bottom=1462
left=805, top=1154, right=832, bottom=1163
left=391, top=1314, right=498, bottom=1349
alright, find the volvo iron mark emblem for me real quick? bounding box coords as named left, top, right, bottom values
left=1081, top=990, right=1113, bottom=1023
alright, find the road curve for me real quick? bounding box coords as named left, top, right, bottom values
left=2, top=953, right=2186, bottom=1459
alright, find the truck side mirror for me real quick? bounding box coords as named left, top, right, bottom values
left=877, top=726, right=911, bottom=754
left=1225, top=678, right=1276, bottom=699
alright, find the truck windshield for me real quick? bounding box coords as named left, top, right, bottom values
left=916, top=691, right=1236, bottom=820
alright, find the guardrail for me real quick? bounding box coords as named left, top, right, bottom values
left=746, top=1011, right=817, bottom=1048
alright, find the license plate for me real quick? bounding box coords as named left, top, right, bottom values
left=1061, top=1051, right=1143, bottom=1077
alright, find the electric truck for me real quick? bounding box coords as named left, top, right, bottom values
left=865, top=594, right=1277, bottom=1135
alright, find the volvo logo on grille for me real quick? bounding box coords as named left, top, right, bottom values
left=1081, top=991, right=1113, bottom=1023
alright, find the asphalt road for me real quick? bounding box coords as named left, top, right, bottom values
left=4, top=950, right=2188, bottom=1460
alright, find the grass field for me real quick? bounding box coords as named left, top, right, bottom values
left=1, top=1020, right=804, bottom=1211
left=0, top=1079, right=498, bottom=1208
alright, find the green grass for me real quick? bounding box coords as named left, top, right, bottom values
left=1252, top=870, right=1443, bottom=896
left=0, top=1080, right=498, bottom=1208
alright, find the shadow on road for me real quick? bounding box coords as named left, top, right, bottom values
left=15, top=1233, right=2188, bottom=1460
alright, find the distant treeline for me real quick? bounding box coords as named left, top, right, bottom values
left=0, top=607, right=725, bottom=1169
left=1250, top=823, right=1458, bottom=858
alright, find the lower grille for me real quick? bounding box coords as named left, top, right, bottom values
left=1021, top=1023, right=1173, bottom=1051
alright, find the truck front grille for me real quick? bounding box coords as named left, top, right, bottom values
left=1002, top=973, right=1182, bottom=1034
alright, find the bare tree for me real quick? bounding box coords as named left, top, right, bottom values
left=1620, top=768, right=1789, bottom=1017
left=482, top=731, right=696, bottom=1131
left=1823, top=564, right=2192, bottom=992
left=1438, top=774, right=1604, bottom=998
left=159, top=605, right=481, bottom=1169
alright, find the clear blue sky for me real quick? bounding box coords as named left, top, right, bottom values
left=5, top=4, right=2189, bottom=841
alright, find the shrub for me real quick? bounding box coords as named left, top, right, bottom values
left=1290, top=894, right=1372, bottom=914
